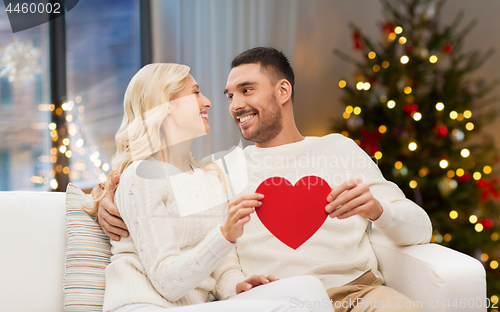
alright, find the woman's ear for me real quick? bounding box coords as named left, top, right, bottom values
left=165, top=102, right=172, bottom=115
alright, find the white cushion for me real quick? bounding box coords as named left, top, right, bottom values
left=0, top=191, right=66, bottom=312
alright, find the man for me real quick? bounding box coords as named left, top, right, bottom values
left=98, top=47, right=431, bottom=311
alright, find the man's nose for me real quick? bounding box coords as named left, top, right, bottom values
left=230, top=95, right=245, bottom=112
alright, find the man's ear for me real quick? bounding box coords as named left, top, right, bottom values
left=277, top=79, right=292, bottom=105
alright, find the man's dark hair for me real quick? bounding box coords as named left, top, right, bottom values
left=231, top=47, right=295, bottom=101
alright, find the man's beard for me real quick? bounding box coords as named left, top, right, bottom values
left=240, top=94, right=283, bottom=144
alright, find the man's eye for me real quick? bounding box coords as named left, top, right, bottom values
left=194, top=91, right=200, bottom=94
left=243, top=89, right=251, bottom=93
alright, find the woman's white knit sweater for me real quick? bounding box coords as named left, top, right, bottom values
left=103, top=159, right=245, bottom=312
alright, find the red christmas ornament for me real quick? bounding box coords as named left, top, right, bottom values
left=382, top=22, right=396, bottom=34
left=405, top=45, right=414, bottom=53
left=360, top=128, right=382, bottom=156
left=432, top=125, right=448, bottom=138
left=403, top=103, right=419, bottom=117
left=477, top=177, right=500, bottom=201
left=439, top=126, right=448, bottom=138
left=485, top=219, right=493, bottom=230
left=478, top=219, right=494, bottom=230
left=492, top=156, right=499, bottom=164
left=456, top=173, right=471, bottom=182
left=443, top=44, right=453, bottom=53
left=353, top=31, right=362, bottom=50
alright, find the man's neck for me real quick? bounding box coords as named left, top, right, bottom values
left=255, top=126, right=304, bottom=148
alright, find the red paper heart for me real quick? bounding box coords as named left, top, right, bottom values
left=255, top=176, right=331, bottom=249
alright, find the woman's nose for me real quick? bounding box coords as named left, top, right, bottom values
left=203, top=94, right=211, bottom=108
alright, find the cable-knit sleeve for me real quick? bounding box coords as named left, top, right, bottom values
left=116, top=163, right=235, bottom=302
left=211, top=247, right=246, bottom=300
left=341, top=137, right=433, bottom=246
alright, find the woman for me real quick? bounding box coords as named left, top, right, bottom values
left=89, top=63, right=333, bottom=312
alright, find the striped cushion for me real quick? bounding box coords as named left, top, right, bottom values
left=64, top=183, right=111, bottom=311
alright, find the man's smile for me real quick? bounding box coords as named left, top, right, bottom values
left=236, top=112, right=257, bottom=127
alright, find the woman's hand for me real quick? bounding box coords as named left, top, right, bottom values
left=236, top=275, right=279, bottom=294
left=221, top=193, right=264, bottom=243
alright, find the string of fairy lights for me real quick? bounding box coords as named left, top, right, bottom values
left=337, top=24, right=500, bottom=283
left=31, top=96, right=110, bottom=189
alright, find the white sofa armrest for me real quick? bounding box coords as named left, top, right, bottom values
left=0, top=191, right=67, bottom=312
left=370, top=227, right=487, bottom=312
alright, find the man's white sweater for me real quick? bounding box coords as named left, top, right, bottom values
left=215, top=134, right=432, bottom=293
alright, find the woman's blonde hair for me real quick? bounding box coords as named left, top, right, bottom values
left=86, top=63, right=227, bottom=217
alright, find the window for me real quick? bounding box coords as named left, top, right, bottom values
left=0, top=75, right=11, bottom=106
left=65, top=0, right=140, bottom=189
left=0, top=10, right=50, bottom=191
left=0, top=151, right=9, bottom=190
left=0, top=0, right=141, bottom=191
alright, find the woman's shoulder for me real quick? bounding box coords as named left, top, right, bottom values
left=117, top=159, right=171, bottom=203
left=121, top=158, right=168, bottom=180
left=118, top=159, right=171, bottom=195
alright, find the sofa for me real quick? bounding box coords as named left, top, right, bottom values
left=0, top=191, right=487, bottom=312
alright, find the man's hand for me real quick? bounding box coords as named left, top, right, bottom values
left=325, top=178, right=383, bottom=221
left=98, top=174, right=129, bottom=241
left=236, top=275, right=279, bottom=294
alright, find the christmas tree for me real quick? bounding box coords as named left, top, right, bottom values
left=332, top=0, right=500, bottom=302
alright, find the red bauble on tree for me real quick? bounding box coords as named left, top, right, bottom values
left=477, top=177, right=500, bottom=201
left=443, top=44, right=453, bottom=53
left=432, top=125, right=448, bottom=139
left=403, top=103, right=419, bottom=117
left=457, top=173, right=471, bottom=182
left=352, top=31, right=362, bottom=50
left=360, top=128, right=382, bottom=156
left=382, top=22, right=396, bottom=34
left=478, top=219, right=494, bottom=231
